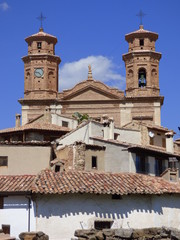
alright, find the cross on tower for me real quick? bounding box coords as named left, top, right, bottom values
left=136, top=10, right=146, bottom=25
left=37, top=12, right=46, bottom=30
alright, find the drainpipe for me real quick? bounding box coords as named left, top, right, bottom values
left=26, top=195, right=31, bottom=232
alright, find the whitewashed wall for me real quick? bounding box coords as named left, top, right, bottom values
left=35, top=193, right=180, bottom=240
left=0, top=196, right=35, bottom=239
left=51, top=114, right=78, bottom=129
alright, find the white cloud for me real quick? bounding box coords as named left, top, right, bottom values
left=0, top=2, right=9, bottom=11
left=59, top=56, right=125, bottom=91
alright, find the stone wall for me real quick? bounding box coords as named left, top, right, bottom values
left=75, top=227, right=180, bottom=240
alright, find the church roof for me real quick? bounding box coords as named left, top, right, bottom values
left=25, top=28, right=57, bottom=44
left=31, top=170, right=180, bottom=195
left=125, top=25, right=158, bottom=41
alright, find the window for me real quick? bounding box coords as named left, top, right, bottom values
left=112, top=194, right=121, bottom=200
left=140, top=39, right=144, bottom=46
left=94, top=221, right=113, bottom=230
left=2, top=225, right=10, bottom=234
left=0, top=197, right=4, bottom=209
left=138, top=68, right=147, bottom=87
left=150, top=137, right=154, bottom=145
left=0, top=157, right=8, bottom=166
left=114, top=133, right=119, bottom=140
left=92, top=156, right=97, bottom=169
left=37, top=42, right=42, bottom=49
left=136, top=155, right=149, bottom=174
left=162, top=138, right=166, bottom=148
left=155, top=159, right=166, bottom=176
left=62, top=121, right=69, bottom=128
left=55, top=165, right=60, bottom=173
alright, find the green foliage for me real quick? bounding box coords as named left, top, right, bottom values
left=72, top=112, right=89, bottom=124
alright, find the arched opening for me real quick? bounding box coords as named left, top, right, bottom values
left=138, top=68, right=146, bottom=88
left=48, top=71, right=54, bottom=89
left=128, top=69, right=133, bottom=78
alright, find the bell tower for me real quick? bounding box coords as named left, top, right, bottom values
left=120, top=25, right=164, bottom=126
left=22, top=27, right=61, bottom=99
left=123, top=25, right=161, bottom=97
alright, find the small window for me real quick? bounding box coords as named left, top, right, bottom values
left=0, top=157, right=8, bottom=166
left=157, top=133, right=161, bottom=136
left=155, top=159, right=166, bottom=176
left=0, top=197, right=4, bottom=209
left=55, top=165, right=60, bottom=173
left=136, top=155, right=149, bottom=174
left=112, top=194, right=121, bottom=200
left=2, top=225, right=10, bottom=234
left=92, top=156, right=97, bottom=169
left=37, top=42, right=42, bottom=49
left=150, top=137, right=154, bottom=145
left=162, top=138, right=166, bottom=148
left=140, top=39, right=144, bottom=46
left=62, top=121, right=69, bottom=128
left=94, top=221, right=113, bottom=230
left=114, top=133, right=119, bottom=140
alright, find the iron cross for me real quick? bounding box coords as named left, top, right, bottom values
left=37, top=12, right=46, bottom=29
left=136, top=10, right=146, bottom=25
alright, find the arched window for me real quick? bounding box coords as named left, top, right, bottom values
left=151, top=69, right=157, bottom=77
left=138, top=68, right=146, bottom=88
left=128, top=69, right=133, bottom=78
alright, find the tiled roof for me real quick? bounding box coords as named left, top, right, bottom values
left=0, top=122, right=70, bottom=134
left=125, top=26, right=158, bottom=41
left=32, top=170, right=180, bottom=195
left=90, top=137, right=180, bottom=158
left=0, top=175, right=35, bottom=193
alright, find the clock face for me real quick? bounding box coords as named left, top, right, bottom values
left=34, top=68, right=44, bottom=78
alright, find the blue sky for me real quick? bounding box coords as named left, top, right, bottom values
left=0, top=0, right=180, bottom=137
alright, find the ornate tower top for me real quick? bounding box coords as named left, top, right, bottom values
left=88, top=65, right=93, bottom=80
left=123, top=25, right=162, bottom=98
left=22, top=28, right=61, bottom=100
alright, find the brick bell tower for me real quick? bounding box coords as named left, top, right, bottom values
left=19, top=27, right=61, bottom=125
left=121, top=25, right=164, bottom=126
left=22, top=27, right=61, bottom=99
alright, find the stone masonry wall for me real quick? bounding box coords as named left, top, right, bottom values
left=75, top=227, right=180, bottom=240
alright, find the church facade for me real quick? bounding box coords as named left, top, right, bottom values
left=19, top=25, right=164, bottom=128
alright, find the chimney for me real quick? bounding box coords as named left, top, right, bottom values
left=45, top=107, right=51, bottom=123
left=102, top=115, right=109, bottom=140
left=165, top=131, right=174, bottom=153
left=109, top=117, right=114, bottom=140
left=15, top=114, right=21, bottom=128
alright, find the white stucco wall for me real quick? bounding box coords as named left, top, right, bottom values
left=115, top=129, right=141, bottom=145
left=35, top=193, right=180, bottom=240
left=51, top=114, right=78, bottom=129
left=92, top=139, right=129, bottom=173
left=0, top=196, right=35, bottom=239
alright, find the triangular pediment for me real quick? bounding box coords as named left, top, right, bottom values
left=60, top=80, right=124, bottom=101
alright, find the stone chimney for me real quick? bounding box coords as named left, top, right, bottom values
left=15, top=114, right=21, bottom=128
left=109, top=117, right=114, bottom=140
left=165, top=131, right=174, bottom=153
left=102, top=115, right=110, bottom=140
left=44, top=107, right=51, bottom=123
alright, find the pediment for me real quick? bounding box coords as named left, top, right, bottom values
left=60, top=80, right=124, bottom=101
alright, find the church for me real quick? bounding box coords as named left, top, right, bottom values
left=19, top=24, right=163, bottom=128
left=1, top=24, right=180, bottom=240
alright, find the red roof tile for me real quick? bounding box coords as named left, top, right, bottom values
left=32, top=170, right=180, bottom=195
left=0, top=175, right=35, bottom=193
left=0, top=122, right=70, bottom=134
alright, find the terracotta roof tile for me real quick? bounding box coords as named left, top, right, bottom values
left=0, top=175, right=35, bottom=193
left=31, top=170, right=180, bottom=195
left=0, top=122, right=70, bottom=134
